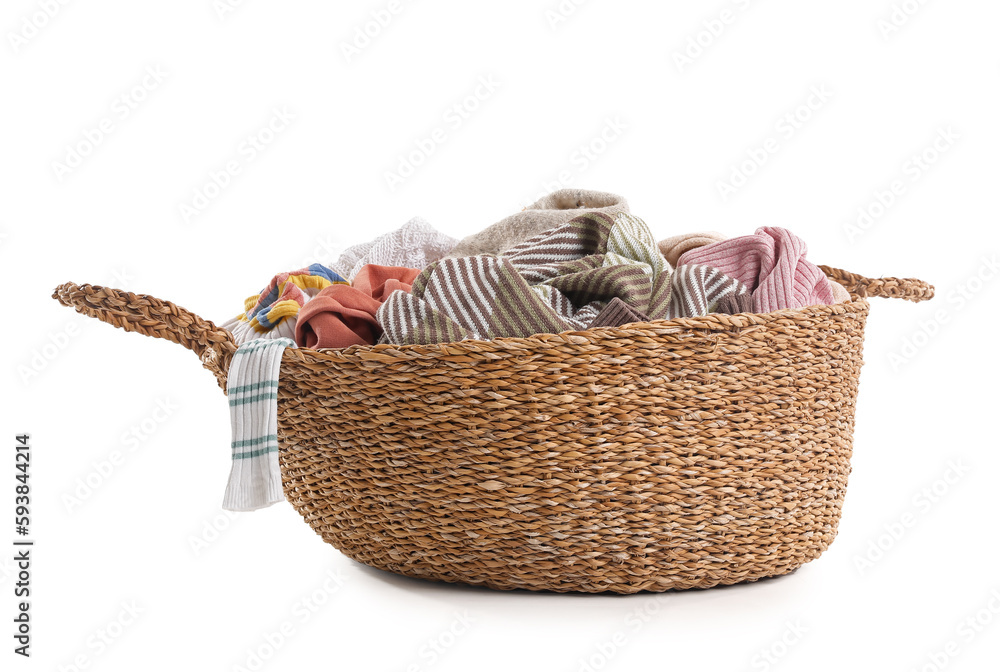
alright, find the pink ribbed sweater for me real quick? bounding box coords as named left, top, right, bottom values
left=676, top=226, right=834, bottom=313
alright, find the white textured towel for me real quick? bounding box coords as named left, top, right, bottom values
left=328, top=216, right=457, bottom=281
left=223, top=338, right=297, bottom=511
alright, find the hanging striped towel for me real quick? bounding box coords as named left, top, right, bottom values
left=222, top=338, right=297, bottom=511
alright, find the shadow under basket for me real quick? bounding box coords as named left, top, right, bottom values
left=53, top=266, right=934, bottom=593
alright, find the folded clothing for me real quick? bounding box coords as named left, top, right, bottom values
left=677, top=226, right=834, bottom=313
left=296, top=265, right=420, bottom=348
left=658, top=231, right=727, bottom=268
left=223, top=338, right=297, bottom=511
left=330, top=217, right=456, bottom=282
left=445, top=189, right=630, bottom=258
left=223, top=264, right=347, bottom=345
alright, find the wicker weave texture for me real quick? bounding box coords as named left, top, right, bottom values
left=276, top=302, right=867, bottom=592
left=52, top=268, right=933, bottom=593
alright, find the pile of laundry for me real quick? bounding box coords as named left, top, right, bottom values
left=221, top=188, right=853, bottom=511
left=222, top=189, right=850, bottom=350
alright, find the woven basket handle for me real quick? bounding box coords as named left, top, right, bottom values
left=52, top=282, right=236, bottom=390
left=820, top=266, right=934, bottom=302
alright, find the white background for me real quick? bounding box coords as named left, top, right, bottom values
left=2, top=1, right=999, bottom=670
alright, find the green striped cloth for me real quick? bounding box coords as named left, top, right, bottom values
left=378, top=212, right=748, bottom=344
left=377, top=212, right=670, bottom=344
left=378, top=212, right=671, bottom=344
left=222, top=337, right=296, bottom=511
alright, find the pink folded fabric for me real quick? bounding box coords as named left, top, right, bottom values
left=352, top=264, right=421, bottom=302
left=295, top=265, right=420, bottom=349
left=831, top=280, right=851, bottom=303
left=676, top=227, right=834, bottom=313
left=658, top=231, right=727, bottom=268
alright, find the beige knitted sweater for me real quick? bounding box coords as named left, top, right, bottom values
left=445, top=189, right=629, bottom=258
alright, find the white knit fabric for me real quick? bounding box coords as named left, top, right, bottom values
left=223, top=338, right=296, bottom=511
left=329, top=217, right=457, bottom=281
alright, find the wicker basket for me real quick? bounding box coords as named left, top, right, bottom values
left=53, top=266, right=933, bottom=593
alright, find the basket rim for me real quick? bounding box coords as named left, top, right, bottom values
left=283, top=295, right=872, bottom=366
